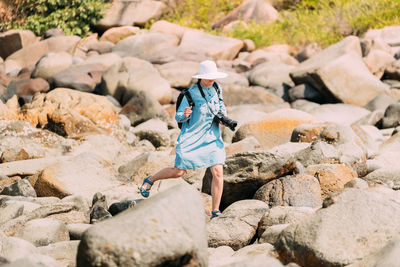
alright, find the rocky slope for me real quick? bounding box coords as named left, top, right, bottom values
left=0, top=0, right=400, bottom=266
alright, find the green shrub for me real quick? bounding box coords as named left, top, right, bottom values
left=1, top=0, right=110, bottom=36
left=161, top=0, right=400, bottom=48
left=162, top=0, right=242, bottom=30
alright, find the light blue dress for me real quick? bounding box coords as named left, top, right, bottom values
left=174, top=83, right=227, bottom=170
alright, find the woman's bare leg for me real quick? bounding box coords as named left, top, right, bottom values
left=210, top=164, right=224, bottom=212
left=141, top=167, right=186, bottom=190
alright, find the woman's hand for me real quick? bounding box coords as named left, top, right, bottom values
left=184, top=106, right=192, bottom=118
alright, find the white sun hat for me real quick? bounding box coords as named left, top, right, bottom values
left=192, top=60, right=228, bottom=80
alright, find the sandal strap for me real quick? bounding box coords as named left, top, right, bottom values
left=143, top=176, right=153, bottom=186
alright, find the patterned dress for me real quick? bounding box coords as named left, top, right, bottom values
left=174, top=83, right=227, bottom=170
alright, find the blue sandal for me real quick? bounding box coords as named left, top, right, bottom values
left=211, top=210, right=221, bottom=219
left=139, top=176, right=153, bottom=198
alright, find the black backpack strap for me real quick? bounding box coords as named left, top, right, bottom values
left=182, top=88, right=194, bottom=107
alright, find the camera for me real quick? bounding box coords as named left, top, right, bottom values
left=215, top=112, right=237, bottom=131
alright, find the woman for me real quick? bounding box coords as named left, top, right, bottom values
left=139, top=60, right=228, bottom=219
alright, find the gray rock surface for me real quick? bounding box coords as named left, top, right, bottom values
left=0, top=201, right=24, bottom=224
left=347, top=236, right=400, bottom=267
left=32, top=52, right=73, bottom=80
left=276, top=188, right=400, bottom=266
left=132, top=119, right=170, bottom=148
left=253, top=174, right=322, bottom=208
left=207, top=200, right=268, bottom=250
left=15, top=218, right=69, bottom=246
left=48, top=64, right=104, bottom=93
left=77, top=183, right=208, bottom=267
left=203, top=151, right=296, bottom=209
left=100, top=56, right=172, bottom=105
left=0, top=179, right=36, bottom=197
left=0, top=237, right=39, bottom=261
left=37, top=240, right=80, bottom=267
left=381, top=103, right=400, bottom=128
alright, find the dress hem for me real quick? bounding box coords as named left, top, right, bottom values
left=174, top=161, right=225, bottom=170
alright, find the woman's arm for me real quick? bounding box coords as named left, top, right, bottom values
left=175, top=95, right=191, bottom=123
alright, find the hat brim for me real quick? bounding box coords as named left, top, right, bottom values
left=192, top=71, right=228, bottom=80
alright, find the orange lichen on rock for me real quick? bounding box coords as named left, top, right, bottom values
left=234, top=109, right=318, bottom=149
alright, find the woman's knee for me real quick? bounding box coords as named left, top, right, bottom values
left=173, top=167, right=186, bottom=177
left=211, top=165, right=224, bottom=180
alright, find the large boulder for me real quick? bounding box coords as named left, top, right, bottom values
left=4, top=36, right=80, bottom=74
left=0, top=30, right=37, bottom=60
left=155, top=60, right=198, bottom=88
left=14, top=218, right=69, bottom=246
left=248, top=61, right=295, bottom=92
left=21, top=88, right=120, bottom=137
left=150, top=20, right=186, bottom=40
left=307, top=103, right=370, bottom=125
left=202, top=151, right=297, bottom=209
left=243, top=49, right=299, bottom=67
left=132, top=119, right=170, bottom=148
left=363, top=167, right=400, bottom=189
left=233, top=108, right=317, bottom=149
left=0, top=237, right=40, bottom=262
left=363, top=94, right=398, bottom=112
left=379, top=132, right=400, bottom=153
left=291, top=122, right=333, bottom=143
left=347, top=236, right=400, bottom=267
left=32, top=52, right=73, bottom=80
left=363, top=49, right=394, bottom=79
left=0, top=156, right=71, bottom=178
left=363, top=26, right=400, bottom=47
left=253, top=174, right=322, bottom=208
left=384, top=59, right=400, bottom=80
left=99, top=57, right=172, bottom=105
left=48, top=64, right=104, bottom=93
left=0, top=201, right=24, bottom=224
left=0, top=97, right=20, bottom=120
left=23, top=88, right=120, bottom=129
left=0, top=254, right=60, bottom=267
left=77, top=183, right=208, bottom=267
left=207, top=200, right=268, bottom=250
left=380, top=103, right=400, bottom=129
left=360, top=37, right=394, bottom=57
left=294, top=125, right=368, bottom=176
left=112, top=32, right=179, bottom=62
left=177, top=29, right=243, bottom=61
left=99, top=26, right=141, bottom=44
left=225, top=136, right=261, bottom=157
left=212, top=0, right=279, bottom=29
left=258, top=206, right=315, bottom=235
left=221, top=84, right=284, bottom=106
left=119, top=89, right=172, bottom=126
left=307, top=163, right=358, bottom=199
left=33, top=152, right=123, bottom=199
left=77, top=53, right=121, bottom=70
left=37, top=240, right=80, bottom=267
left=290, top=36, right=389, bottom=106
left=118, top=150, right=175, bottom=185
left=294, top=141, right=340, bottom=167
left=69, top=134, right=134, bottom=166
left=288, top=83, right=325, bottom=103
left=276, top=188, right=400, bottom=266
left=13, top=78, right=50, bottom=96
left=97, top=0, right=167, bottom=29
left=0, top=179, right=37, bottom=197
